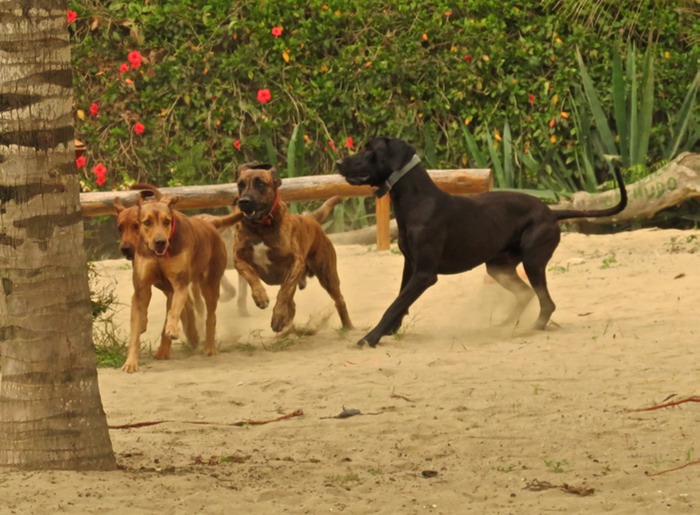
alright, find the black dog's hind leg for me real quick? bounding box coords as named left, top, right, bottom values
left=485, top=260, right=535, bottom=327
left=521, top=260, right=555, bottom=330
left=520, top=226, right=560, bottom=330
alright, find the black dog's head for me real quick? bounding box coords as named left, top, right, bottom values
left=335, top=137, right=417, bottom=187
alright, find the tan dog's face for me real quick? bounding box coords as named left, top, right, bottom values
left=236, top=164, right=281, bottom=222
left=113, top=201, right=140, bottom=260
left=137, top=195, right=179, bottom=257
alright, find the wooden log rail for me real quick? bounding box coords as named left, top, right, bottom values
left=80, top=169, right=492, bottom=251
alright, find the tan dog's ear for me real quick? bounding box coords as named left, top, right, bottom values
left=113, top=197, right=126, bottom=214
left=161, top=195, right=180, bottom=207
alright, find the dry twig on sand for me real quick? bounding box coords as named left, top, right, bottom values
left=108, top=409, right=304, bottom=429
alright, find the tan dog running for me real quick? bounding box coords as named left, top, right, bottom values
left=122, top=193, right=242, bottom=372
left=234, top=163, right=353, bottom=332
left=113, top=184, right=246, bottom=308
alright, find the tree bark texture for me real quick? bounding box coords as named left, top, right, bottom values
left=0, top=0, right=115, bottom=470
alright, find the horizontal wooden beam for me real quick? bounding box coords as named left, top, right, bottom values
left=79, top=169, right=493, bottom=217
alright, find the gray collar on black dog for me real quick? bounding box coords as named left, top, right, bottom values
left=373, top=154, right=422, bottom=198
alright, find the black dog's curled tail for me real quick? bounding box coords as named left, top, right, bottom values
left=553, top=167, right=627, bottom=221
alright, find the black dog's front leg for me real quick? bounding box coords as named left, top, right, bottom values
left=359, top=269, right=437, bottom=348
left=387, top=258, right=413, bottom=334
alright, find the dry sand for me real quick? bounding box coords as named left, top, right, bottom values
left=2, top=227, right=699, bottom=514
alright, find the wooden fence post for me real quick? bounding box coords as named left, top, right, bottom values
left=375, top=195, right=392, bottom=251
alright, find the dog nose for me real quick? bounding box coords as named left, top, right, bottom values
left=120, top=246, right=134, bottom=260
left=154, top=239, right=167, bottom=253
left=238, top=197, right=253, bottom=212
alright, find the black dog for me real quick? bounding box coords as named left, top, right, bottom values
left=336, top=137, right=627, bottom=348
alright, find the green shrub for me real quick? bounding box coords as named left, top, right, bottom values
left=69, top=0, right=698, bottom=194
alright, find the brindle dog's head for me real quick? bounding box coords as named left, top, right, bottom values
left=235, top=163, right=281, bottom=222
left=137, top=193, right=180, bottom=257
left=335, top=137, right=416, bottom=187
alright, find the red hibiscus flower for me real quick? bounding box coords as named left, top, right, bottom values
left=133, top=122, right=145, bottom=135
left=128, top=50, right=143, bottom=69
left=119, top=63, right=129, bottom=74
left=464, top=55, right=472, bottom=62
left=233, top=139, right=241, bottom=150
left=67, top=10, right=78, bottom=24
left=75, top=156, right=86, bottom=169
left=257, top=88, right=272, bottom=104
left=89, top=102, right=99, bottom=117
left=344, top=137, right=354, bottom=150
left=528, top=93, right=535, bottom=107
left=271, top=26, right=283, bottom=37
left=92, top=163, right=107, bottom=186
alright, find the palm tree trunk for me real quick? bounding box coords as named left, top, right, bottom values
left=0, top=0, right=116, bottom=470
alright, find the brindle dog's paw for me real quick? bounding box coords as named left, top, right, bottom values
left=271, top=311, right=291, bottom=332
left=252, top=289, right=270, bottom=309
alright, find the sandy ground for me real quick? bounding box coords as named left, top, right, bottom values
left=2, top=227, right=699, bottom=514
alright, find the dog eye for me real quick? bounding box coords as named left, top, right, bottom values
left=143, top=219, right=152, bottom=227
left=132, top=224, right=139, bottom=231
left=237, top=181, right=245, bottom=190
left=164, top=219, right=171, bottom=226
left=254, top=178, right=265, bottom=189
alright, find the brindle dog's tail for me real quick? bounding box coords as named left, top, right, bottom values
left=130, top=182, right=164, bottom=200
left=307, top=196, right=342, bottom=224
left=553, top=167, right=627, bottom=221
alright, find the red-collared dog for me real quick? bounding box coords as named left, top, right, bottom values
left=233, top=163, right=352, bottom=332
left=122, top=194, right=241, bottom=372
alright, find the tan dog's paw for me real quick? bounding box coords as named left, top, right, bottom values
left=202, top=345, right=218, bottom=357
left=153, top=346, right=171, bottom=360
left=164, top=322, right=180, bottom=340
left=121, top=359, right=139, bottom=373
left=252, top=287, right=270, bottom=309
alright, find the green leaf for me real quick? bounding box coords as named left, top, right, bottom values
left=666, top=71, right=699, bottom=159
left=575, top=47, right=618, bottom=158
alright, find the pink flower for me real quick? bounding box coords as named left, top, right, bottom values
left=344, top=137, right=354, bottom=150
left=89, top=102, right=99, bottom=117
left=119, top=63, right=129, bottom=74
left=233, top=139, right=241, bottom=150
left=67, top=10, right=78, bottom=24
left=271, top=26, right=284, bottom=37
left=528, top=93, right=535, bottom=107
left=464, top=55, right=472, bottom=62
left=128, top=50, right=143, bottom=69
left=133, top=122, right=145, bottom=135
left=92, top=163, right=107, bottom=186
left=257, top=88, right=272, bottom=104
left=75, top=156, right=86, bottom=169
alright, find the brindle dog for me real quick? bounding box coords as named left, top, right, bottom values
left=233, top=163, right=352, bottom=332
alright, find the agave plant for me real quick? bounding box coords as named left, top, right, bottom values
left=575, top=44, right=698, bottom=172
